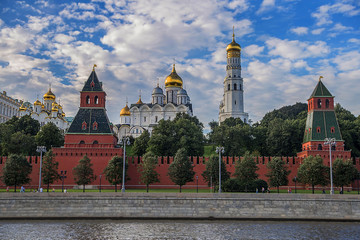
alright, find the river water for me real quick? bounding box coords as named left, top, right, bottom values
left=0, top=220, right=359, bottom=240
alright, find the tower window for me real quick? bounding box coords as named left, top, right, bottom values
left=228, top=84, right=230, bottom=91
left=94, top=96, right=99, bottom=104
left=326, top=99, right=330, bottom=108
left=86, top=96, right=90, bottom=104
left=155, top=116, right=158, bottom=122
left=79, top=140, right=85, bottom=144
left=93, top=140, right=98, bottom=145
left=318, top=144, right=322, bottom=150
left=240, top=84, right=242, bottom=91
left=92, top=121, right=98, bottom=130
left=317, top=127, right=321, bottom=133
left=144, top=116, right=146, bottom=122
left=317, top=99, right=322, bottom=108
left=331, top=127, right=335, bottom=133
left=82, top=121, right=87, bottom=130
left=234, top=84, right=237, bottom=90
left=234, top=75, right=236, bottom=77
left=235, top=100, right=236, bottom=105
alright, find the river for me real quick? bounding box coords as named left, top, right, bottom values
left=0, top=220, right=359, bottom=239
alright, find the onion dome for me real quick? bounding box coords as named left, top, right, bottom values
left=177, top=88, right=187, bottom=95
left=120, top=104, right=131, bottom=116
left=136, top=96, right=143, bottom=104
left=52, top=105, right=58, bottom=112
left=226, top=29, right=241, bottom=52
left=19, top=102, right=27, bottom=111
left=165, top=64, right=183, bottom=88
left=34, top=99, right=42, bottom=106
left=152, top=84, right=163, bottom=95
left=43, top=87, right=56, bottom=100
left=41, top=104, right=45, bottom=109
left=62, top=112, right=65, bottom=117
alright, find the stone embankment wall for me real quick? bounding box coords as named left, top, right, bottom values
left=1, top=193, right=359, bottom=221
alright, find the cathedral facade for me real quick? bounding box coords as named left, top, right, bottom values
left=19, top=87, right=70, bottom=132
left=115, top=64, right=192, bottom=138
left=219, top=30, right=249, bottom=124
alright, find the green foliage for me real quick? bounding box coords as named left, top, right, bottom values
left=223, top=178, right=268, bottom=192
left=148, top=113, right=204, bottom=156
left=103, top=156, right=127, bottom=192
left=266, top=157, right=291, bottom=193
left=73, top=155, right=96, bottom=192
left=234, top=152, right=259, bottom=192
left=132, top=130, right=150, bottom=157
left=42, top=149, right=60, bottom=192
left=1, top=154, right=32, bottom=192
left=137, top=151, right=160, bottom=192
left=35, top=122, right=64, bottom=150
left=260, top=102, right=307, bottom=127
left=5, top=132, right=36, bottom=156
left=168, top=148, right=195, bottom=192
left=333, top=158, right=358, bottom=189
left=297, top=155, right=329, bottom=193
left=201, top=155, right=230, bottom=192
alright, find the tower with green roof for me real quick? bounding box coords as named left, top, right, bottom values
left=298, top=77, right=351, bottom=161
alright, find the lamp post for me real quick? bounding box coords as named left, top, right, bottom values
left=324, top=138, right=336, bottom=194
left=119, top=136, right=130, bottom=193
left=357, top=172, right=360, bottom=195
left=99, top=174, right=102, bottom=193
left=60, top=170, right=67, bottom=192
left=294, top=176, right=297, bottom=194
left=196, top=175, right=198, bottom=193
left=216, top=146, right=225, bottom=193
left=36, top=146, right=46, bottom=191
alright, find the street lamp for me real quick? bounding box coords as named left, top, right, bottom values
left=36, top=146, right=46, bottom=191
left=60, top=170, right=67, bottom=192
left=99, top=174, right=102, bottom=193
left=119, top=136, right=130, bottom=192
left=216, top=146, right=225, bottom=193
left=196, top=176, right=198, bottom=193
left=324, top=138, right=336, bottom=194
left=357, top=171, right=360, bottom=195
left=294, top=176, right=297, bottom=194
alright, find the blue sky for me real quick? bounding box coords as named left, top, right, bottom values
left=0, top=0, right=359, bottom=130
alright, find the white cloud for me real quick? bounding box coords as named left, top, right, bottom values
left=348, top=38, right=360, bottom=44
left=331, top=23, right=353, bottom=32
left=311, top=28, right=325, bottom=35
left=290, top=27, right=308, bottom=35
left=244, top=44, right=264, bottom=56
left=256, top=0, right=275, bottom=15
left=333, top=51, right=360, bottom=71
left=54, top=34, right=75, bottom=44
left=266, top=38, right=330, bottom=59
left=312, top=2, right=360, bottom=26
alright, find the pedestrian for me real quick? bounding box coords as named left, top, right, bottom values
left=20, top=186, right=24, bottom=193
left=52, top=188, right=55, bottom=192
left=6, top=186, right=9, bottom=192
left=322, top=189, right=325, bottom=194
left=64, top=188, right=67, bottom=193
left=39, top=187, right=43, bottom=193
left=262, top=187, right=265, bottom=193
left=256, top=188, right=258, bottom=193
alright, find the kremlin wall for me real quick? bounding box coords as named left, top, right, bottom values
left=1, top=35, right=360, bottom=191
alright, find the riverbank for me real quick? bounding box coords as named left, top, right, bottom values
left=1, top=193, right=359, bottom=221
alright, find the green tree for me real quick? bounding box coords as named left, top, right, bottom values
left=41, top=149, right=60, bottom=192
left=132, top=129, right=150, bottom=156
left=73, top=155, right=96, bottom=192
left=266, top=157, right=291, bottom=193
left=137, top=151, right=160, bottom=192
left=103, top=156, right=127, bottom=192
left=201, top=155, right=230, bottom=192
left=234, top=152, right=258, bottom=192
left=148, top=119, right=177, bottom=156
left=297, top=155, right=329, bottom=194
left=1, top=154, right=32, bottom=192
left=5, top=131, right=36, bottom=155
left=333, top=158, right=358, bottom=191
left=168, top=148, right=195, bottom=192
left=35, top=122, right=64, bottom=150
left=13, top=115, right=40, bottom=136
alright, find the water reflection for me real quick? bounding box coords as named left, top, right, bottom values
left=0, top=220, right=359, bottom=240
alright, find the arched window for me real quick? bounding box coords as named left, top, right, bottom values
left=234, top=83, right=237, bottom=90
left=239, top=84, right=242, bottom=91
left=317, top=127, right=321, bottom=133
left=79, top=140, right=85, bottom=145
left=228, top=84, right=230, bottom=91
left=331, top=127, right=335, bottom=133
left=332, top=145, right=336, bottom=151
left=94, top=96, right=99, bottom=104
left=82, top=121, right=87, bottom=130
left=86, top=96, right=90, bottom=104
left=318, top=144, right=322, bottom=150
left=326, top=99, right=330, bottom=108
left=93, top=140, right=98, bottom=145
left=317, top=99, right=322, bottom=108
left=92, top=121, right=98, bottom=130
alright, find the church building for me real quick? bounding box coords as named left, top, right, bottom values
left=219, top=29, right=249, bottom=124
left=115, top=64, right=192, bottom=138
left=19, top=87, right=69, bottom=132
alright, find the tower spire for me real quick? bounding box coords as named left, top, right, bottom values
left=319, top=76, right=323, bottom=82
left=93, top=64, right=97, bottom=71
left=232, top=26, right=235, bottom=42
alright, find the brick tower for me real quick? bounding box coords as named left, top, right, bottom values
left=297, top=77, right=351, bottom=161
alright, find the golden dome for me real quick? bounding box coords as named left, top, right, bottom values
left=51, top=105, right=58, bottom=112
left=62, top=112, right=65, bottom=117
left=43, top=88, right=56, bottom=101
left=19, top=103, right=27, bottom=111
left=41, top=104, right=45, bottom=109
left=120, top=104, right=131, bottom=116
left=226, top=30, right=241, bottom=52
left=136, top=96, right=143, bottom=104
left=165, top=64, right=183, bottom=88
left=34, top=99, right=42, bottom=106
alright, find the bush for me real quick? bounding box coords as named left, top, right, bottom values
left=223, top=178, right=268, bottom=192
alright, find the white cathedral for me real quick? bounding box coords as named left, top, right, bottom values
left=19, top=87, right=70, bottom=132
left=219, top=30, right=249, bottom=124
left=115, top=64, right=193, bottom=138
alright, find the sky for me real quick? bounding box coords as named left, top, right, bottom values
left=0, top=0, right=359, bottom=131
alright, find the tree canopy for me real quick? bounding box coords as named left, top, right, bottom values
left=137, top=151, right=160, bottom=192
left=333, top=158, right=358, bottom=190
left=132, top=129, right=150, bottom=157
left=41, top=149, right=60, bottom=192
left=35, top=122, right=64, bottom=151
left=266, top=157, right=291, bottom=193
left=73, top=155, right=96, bottom=192
left=234, top=152, right=259, bottom=192
left=103, top=155, right=127, bottom=192
left=201, top=154, right=230, bottom=192
left=168, top=148, right=195, bottom=192
left=1, top=154, right=32, bottom=192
